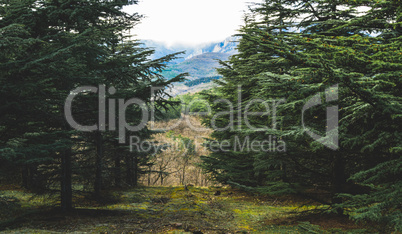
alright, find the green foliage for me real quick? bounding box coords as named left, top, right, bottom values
left=0, top=0, right=185, bottom=209
left=162, top=91, right=217, bottom=119
left=184, top=76, right=222, bottom=87
left=200, top=0, right=401, bottom=230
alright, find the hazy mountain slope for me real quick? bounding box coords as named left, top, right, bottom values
left=142, top=36, right=239, bottom=62
left=160, top=52, right=230, bottom=80
left=141, top=37, right=239, bottom=95
left=184, top=36, right=239, bottom=60
left=141, top=40, right=186, bottom=64
left=168, top=81, right=219, bottom=97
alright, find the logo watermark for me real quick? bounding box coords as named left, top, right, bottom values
left=302, top=84, right=339, bottom=150
left=64, top=84, right=339, bottom=153
left=129, top=135, right=286, bottom=155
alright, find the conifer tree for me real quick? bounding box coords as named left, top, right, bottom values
left=331, top=1, right=402, bottom=231
left=0, top=0, right=185, bottom=210
left=201, top=1, right=401, bottom=228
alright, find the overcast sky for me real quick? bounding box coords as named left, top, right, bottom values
left=123, top=0, right=259, bottom=47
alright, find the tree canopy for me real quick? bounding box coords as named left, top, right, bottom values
left=0, top=0, right=185, bottom=210
left=200, top=0, right=401, bottom=231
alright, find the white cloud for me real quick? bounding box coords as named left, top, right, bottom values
left=123, top=0, right=258, bottom=47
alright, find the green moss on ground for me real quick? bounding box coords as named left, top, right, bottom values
left=0, top=186, right=371, bottom=233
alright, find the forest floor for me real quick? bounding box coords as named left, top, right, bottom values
left=0, top=186, right=373, bottom=233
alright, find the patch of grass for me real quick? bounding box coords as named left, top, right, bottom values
left=0, top=186, right=374, bottom=233
left=0, top=190, right=54, bottom=208
left=0, top=187, right=57, bottom=228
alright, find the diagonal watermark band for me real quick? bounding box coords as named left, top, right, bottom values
left=302, top=84, right=339, bottom=150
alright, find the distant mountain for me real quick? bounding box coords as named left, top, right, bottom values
left=142, top=36, right=239, bottom=63
left=141, top=37, right=239, bottom=95
left=141, top=40, right=188, bottom=64
left=160, top=52, right=230, bottom=80
left=185, top=37, right=239, bottom=60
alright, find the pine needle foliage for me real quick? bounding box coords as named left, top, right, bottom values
left=0, top=0, right=185, bottom=210
left=200, top=0, right=401, bottom=230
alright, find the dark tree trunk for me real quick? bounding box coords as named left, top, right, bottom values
left=114, top=153, right=121, bottom=187
left=94, top=131, right=103, bottom=198
left=126, top=154, right=133, bottom=186
left=181, top=165, right=186, bottom=185
left=125, top=153, right=138, bottom=187
left=21, top=165, right=29, bottom=189
left=331, top=152, right=346, bottom=213
left=61, top=148, right=72, bottom=211
left=21, top=165, right=37, bottom=190
left=133, top=153, right=138, bottom=187
left=281, top=163, right=288, bottom=183
left=147, top=165, right=152, bottom=186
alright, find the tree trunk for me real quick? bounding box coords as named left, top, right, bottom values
left=61, top=148, right=72, bottom=211
left=21, top=165, right=29, bottom=189
left=181, top=165, right=186, bottom=185
left=133, top=153, right=138, bottom=187
left=126, top=155, right=133, bottom=186
left=114, top=152, right=121, bottom=187
left=331, top=152, right=345, bottom=213
left=94, top=131, right=103, bottom=198
left=281, top=162, right=288, bottom=183
left=147, top=165, right=151, bottom=186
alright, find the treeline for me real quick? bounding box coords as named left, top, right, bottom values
left=184, top=76, right=222, bottom=87
left=199, top=0, right=401, bottom=232
left=0, top=0, right=185, bottom=211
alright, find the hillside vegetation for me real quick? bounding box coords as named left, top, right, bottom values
left=161, top=53, right=230, bottom=80
left=184, top=76, right=221, bottom=87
